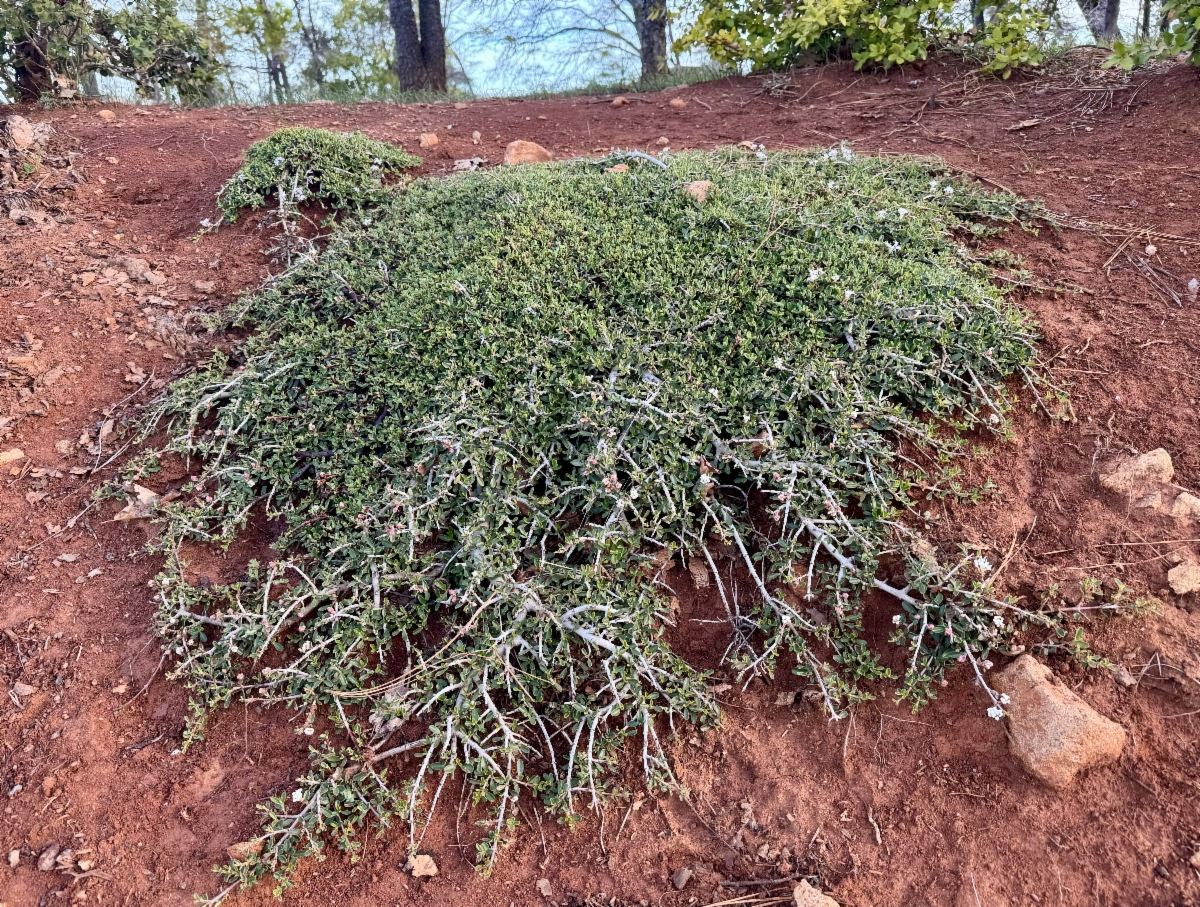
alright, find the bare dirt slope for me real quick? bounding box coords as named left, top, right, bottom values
left=2, top=52, right=1200, bottom=907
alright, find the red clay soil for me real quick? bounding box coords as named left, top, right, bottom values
left=3, top=51, right=1200, bottom=907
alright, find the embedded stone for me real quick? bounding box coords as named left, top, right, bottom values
left=994, top=655, right=1126, bottom=789
left=503, top=140, right=553, bottom=165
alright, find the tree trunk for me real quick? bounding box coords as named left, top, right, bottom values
left=1078, top=0, right=1120, bottom=39
left=630, top=0, right=669, bottom=80
left=14, top=37, right=54, bottom=102
left=418, top=0, right=447, bottom=91
left=388, top=0, right=428, bottom=90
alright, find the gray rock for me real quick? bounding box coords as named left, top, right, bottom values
left=995, top=655, right=1126, bottom=789
left=672, top=866, right=694, bottom=890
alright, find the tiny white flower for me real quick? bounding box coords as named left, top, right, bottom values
left=987, top=705, right=1005, bottom=720
left=303, top=726, right=314, bottom=735
left=944, top=186, right=954, bottom=195
left=291, top=788, right=305, bottom=802
left=992, top=614, right=1005, bottom=628
left=875, top=209, right=888, bottom=220
left=974, top=556, right=992, bottom=573
left=897, top=207, right=908, bottom=218
left=844, top=290, right=854, bottom=301
left=808, top=267, right=824, bottom=283
left=274, top=156, right=285, bottom=166
left=930, top=180, right=938, bottom=190
left=892, top=614, right=902, bottom=625
left=999, top=692, right=1010, bottom=705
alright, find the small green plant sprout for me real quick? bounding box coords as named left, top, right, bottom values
left=145, top=147, right=1059, bottom=898
left=1030, top=576, right=1159, bottom=670
left=213, top=127, right=421, bottom=226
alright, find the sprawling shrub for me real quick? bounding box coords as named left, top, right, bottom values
left=141, top=144, right=1075, bottom=899
left=215, top=126, right=422, bottom=224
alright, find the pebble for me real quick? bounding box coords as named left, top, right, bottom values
left=611, top=95, right=628, bottom=106
left=536, top=878, right=553, bottom=897
left=37, top=843, right=60, bottom=872
left=0, top=447, right=25, bottom=465
left=671, top=867, right=694, bottom=890
left=98, top=109, right=116, bottom=121
left=685, top=180, right=714, bottom=203
left=995, top=655, right=1126, bottom=789
left=669, top=98, right=687, bottom=108
left=13, top=681, right=36, bottom=697
left=7, top=849, right=18, bottom=868
left=419, top=133, right=439, bottom=149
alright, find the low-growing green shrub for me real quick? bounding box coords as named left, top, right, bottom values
left=143, top=145, right=1067, bottom=899
left=214, top=126, right=421, bottom=225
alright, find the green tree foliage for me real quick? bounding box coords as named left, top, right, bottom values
left=1106, top=1, right=1200, bottom=69
left=225, top=0, right=296, bottom=102
left=673, top=0, right=1049, bottom=76
left=0, top=0, right=220, bottom=103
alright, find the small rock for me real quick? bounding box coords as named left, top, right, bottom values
left=454, top=102, right=467, bottom=109
left=536, top=878, right=553, bottom=898
left=3, top=115, right=35, bottom=149
left=8, top=849, right=19, bottom=868
left=669, top=98, right=687, bottom=108
left=1113, top=665, right=1137, bottom=689
left=405, top=853, right=438, bottom=878
left=55, top=439, right=74, bottom=457
left=685, top=180, right=714, bottom=202
left=655, top=136, right=670, bottom=146
left=1134, top=491, right=1162, bottom=509
left=793, top=880, right=840, bottom=907
left=37, top=843, right=60, bottom=872
left=1170, top=491, right=1200, bottom=522
left=143, top=271, right=167, bottom=287
left=42, top=775, right=57, bottom=796
left=227, top=840, right=263, bottom=861
left=1099, top=449, right=1173, bottom=497
left=471, top=130, right=481, bottom=144
left=193, top=280, right=216, bottom=294
left=671, top=867, right=694, bottom=890
left=604, top=164, right=628, bottom=173
left=54, top=848, right=74, bottom=871
left=611, top=95, right=628, bottom=106
left=994, top=655, right=1126, bottom=789
left=419, top=133, right=439, bottom=149
left=13, top=681, right=36, bottom=697
left=98, top=109, right=116, bottom=121
left=504, top=140, right=553, bottom=165
left=0, top=447, right=25, bottom=465
left=120, top=257, right=150, bottom=279
left=1167, top=562, right=1200, bottom=596
left=1190, top=849, right=1200, bottom=870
